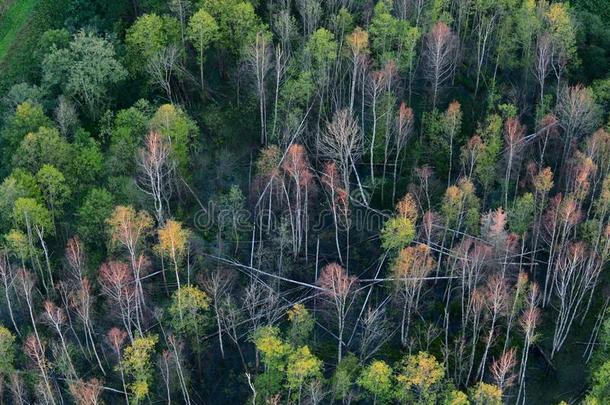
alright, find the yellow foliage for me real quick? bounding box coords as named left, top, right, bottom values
left=347, top=27, right=369, bottom=56
left=396, top=351, right=444, bottom=392
left=286, top=346, right=322, bottom=389
left=155, top=220, right=190, bottom=261
left=469, top=382, right=502, bottom=405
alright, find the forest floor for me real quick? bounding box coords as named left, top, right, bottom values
left=0, top=0, right=38, bottom=61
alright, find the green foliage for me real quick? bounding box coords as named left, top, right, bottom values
left=14, top=126, right=71, bottom=175
left=36, top=164, right=70, bottom=218
left=285, top=346, right=322, bottom=391
left=253, top=326, right=291, bottom=371
left=332, top=354, right=360, bottom=403
left=168, top=285, right=210, bottom=337
left=0, top=169, right=42, bottom=232
left=509, top=192, right=535, bottom=235
left=149, top=104, right=198, bottom=177
left=0, top=325, right=15, bottom=376
left=12, top=197, right=53, bottom=235
left=42, top=30, right=126, bottom=117
left=188, top=9, right=219, bottom=63
left=369, top=0, right=420, bottom=70
left=200, top=0, right=262, bottom=56
left=474, top=114, right=503, bottom=193
left=125, top=13, right=181, bottom=73
left=586, top=360, right=610, bottom=403
left=358, top=360, right=393, bottom=404
left=287, top=304, right=314, bottom=347
left=105, top=100, right=152, bottom=176
left=77, top=187, right=114, bottom=248
left=0, top=102, right=52, bottom=174
left=122, top=335, right=158, bottom=403
left=381, top=216, right=416, bottom=252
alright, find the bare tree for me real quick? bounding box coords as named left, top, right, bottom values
left=516, top=283, right=540, bottom=404
left=392, top=244, right=436, bottom=346
left=533, top=34, right=552, bottom=105
left=0, top=251, right=20, bottom=336
left=503, top=117, right=526, bottom=208
left=296, top=0, right=321, bottom=36
left=393, top=103, right=414, bottom=201
left=107, top=327, right=130, bottom=404
left=366, top=67, right=387, bottom=183
left=201, top=269, right=235, bottom=359
left=424, top=21, right=457, bottom=109
left=137, top=131, right=175, bottom=225
left=23, top=335, right=55, bottom=405
left=490, top=348, right=517, bottom=393
left=478, top=274, right=509, bottom=381
left=320, top=109, right=363, bottom=201
left=317, top=263, right=358, bottom=363
left=245, top=32, right=274, bottom=145
left=358, top=305, right=392, bottom=363
left=551, top=243, right=602, bottom=357
left=146, top=45, right=187, bottom=103
left=556, top=85, right=600, bottom=165
left=99, top=261, right=140, bottom=341
left=42, top=300, right=77, bottom=377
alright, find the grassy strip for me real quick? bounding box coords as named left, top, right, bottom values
left=0, top=0, right=39, bottom=60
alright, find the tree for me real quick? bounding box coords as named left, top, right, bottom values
left=318, top=263, right=358, bottom=363
left=381, top=216, right=416, bottom=252
left=125, top=14, right=181, bottom=74
left=393, top=103, right=414, bottom=201
left=149, top=104, right=198, bottom=178
left=42, top=300, right=76, bottom=377
left=137, top=131, right=175, bottom=225
left=42, top=31, right=126, bottom=117
left=107, top=205, right=153, bottom=317
left=188, top=9, right=219, bottom=91
left=36, top=164, right=70, bottom=223
left=392, top=244, right=436, bottom=346
left=253, top=325, right=291, bottom=398
left=14, top=127, right=71, bottom=175
left=306, top=27, right=337, bottom=95
left=332, top=354, right=359, bottom=404
left=358, top=360, right=393, bottom=405
left=285, top=346, right=322, bottom=401
left=395, top=351, right=445, bottom=404
left=68, top=378, right=103, bottom=405
left=320, top=109, right=363, bottom=201
left=287, top=304, right=314, bottom=348
left=77, top=188, right=114, bottom=248
left=12, top=198, right=54, bottom=290
left=346, top=27, right=369, bottom=113
left=201, top=269, right=234, bottom=359
left=201, top=0, right=262, bottom=57
left=168, top=285, right=210, bottom=339
left=555, top=85, right=601, bottom=164
left=469, top=382, right=502, bottom=405
left=99, top=261, right=140, bottom=340
left=156, top=219, right=190, bottom=291
left=0, top=102, right=52, bottom=174
left=244, top=30, right=273, bottom=145
left=424, top=21, right=457, bottom=109
left=122, top=335, right=158, bottom=404
left=0, top=325, right=15, bottom=394
left=23, top=334, right=55, bottom=404
left=503, top=117, right=526, bottom=208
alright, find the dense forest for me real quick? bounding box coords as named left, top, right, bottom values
left=1, top=0, right=610, bottom=403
